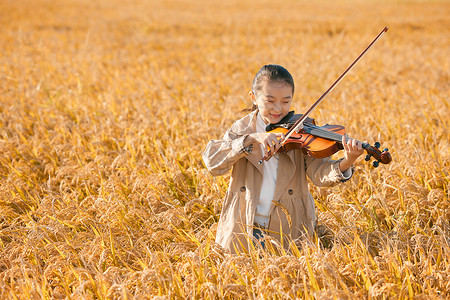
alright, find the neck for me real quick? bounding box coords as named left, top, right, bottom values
left=257, top=112, right=270, bottom=125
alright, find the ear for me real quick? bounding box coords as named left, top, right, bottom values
left=248, top=91, right=256, bottom=104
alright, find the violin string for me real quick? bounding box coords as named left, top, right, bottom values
left=303, top=124, right=343, bottom=141
left=304, top=125, right=364, bottom=144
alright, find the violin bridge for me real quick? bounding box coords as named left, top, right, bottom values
left=294, top=121, right=304, bottom=133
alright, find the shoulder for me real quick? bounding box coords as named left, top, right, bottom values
left=229, top=110, right=258, bottom=136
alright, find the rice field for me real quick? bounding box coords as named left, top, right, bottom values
left=0, top=0, right=449, bottom=298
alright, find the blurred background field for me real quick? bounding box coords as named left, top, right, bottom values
left=0, top=0, right=449, bottom=298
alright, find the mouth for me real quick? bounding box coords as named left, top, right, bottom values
left=270, top=114, right=282, bottom=120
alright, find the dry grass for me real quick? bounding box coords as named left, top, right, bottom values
left=0, top=0, right=449, bottom=298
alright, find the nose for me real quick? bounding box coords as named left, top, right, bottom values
left=272, top=102, right=282, bottom=112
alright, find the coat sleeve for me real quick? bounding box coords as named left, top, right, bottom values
left=304, top=155, right=354, bottom=187
left=202, top=129, right=252, bottom=176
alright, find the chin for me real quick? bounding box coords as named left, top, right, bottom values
left=270, top=117, right=283, bottom=124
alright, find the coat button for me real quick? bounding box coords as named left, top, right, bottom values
left=288, top=189, right=293, bottom=195
left=240, top=186, right=246, bottom=192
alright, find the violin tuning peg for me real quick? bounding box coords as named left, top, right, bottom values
left=374, top=142, right=381, bottom=149
left=365, top=154, right=372, bottom=161
left=383, top=148, right=389, bottom=152
left=373, top=161, right=380, bottom=168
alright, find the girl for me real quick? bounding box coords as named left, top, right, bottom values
left=203, top=65, right=364, bottom=254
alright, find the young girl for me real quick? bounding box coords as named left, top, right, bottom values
left=203, top=65, right=364, bottom=254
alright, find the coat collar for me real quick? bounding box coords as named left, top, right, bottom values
left=229, top=110, right=258, bottom=136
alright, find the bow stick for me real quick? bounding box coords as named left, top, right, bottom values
left=259, top=26, right=389, bottom=164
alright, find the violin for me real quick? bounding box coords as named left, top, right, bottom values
left=259, top=27, right=392, bottom=167
left=264, top=111, right=392, bottom=168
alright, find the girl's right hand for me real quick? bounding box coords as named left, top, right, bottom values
left=248, top=132, right=285, bottom=154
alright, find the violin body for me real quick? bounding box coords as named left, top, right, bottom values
left=266, top=113, right=392, bottom=167
left=270, top=124, right=345, bottom=158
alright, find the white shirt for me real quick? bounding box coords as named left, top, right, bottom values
left=254, top=113, right=278, bottom=227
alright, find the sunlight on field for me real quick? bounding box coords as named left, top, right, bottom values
left=0, top=0, right=449, bottom=298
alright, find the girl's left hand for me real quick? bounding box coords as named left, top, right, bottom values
left=339, top=135, right=364, bottom=172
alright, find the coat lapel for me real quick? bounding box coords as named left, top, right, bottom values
left=247, top=142, right=263, bottom=175
left=272, top=150, right=296, bottom=201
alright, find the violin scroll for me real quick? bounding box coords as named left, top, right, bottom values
left=362, top=142, right=392, bottom=167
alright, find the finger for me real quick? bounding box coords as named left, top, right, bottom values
left=348, top=138, right=356, bottom=150
left=265, top=141, right=271, bottom=154
left=270, top=134, right=282, bottom=149
left=357, top=141, right=363, bottom=150
left=273, top=136, right=280, bottom=150
left=348, top=138, right=356, bottom=152
left=342, top=136, right=349, bottom=151
left=275, top=139, right=283, bottom=151
left=346, top=137, right=354, bottom=149
left=268, top=140, right=275, bottom=154
left=271, top=137, right=279, bottom=150
left=274, top=143, right=280, bottom=152
left=362, top=141, right=368, bottom=149
left=276, top=133, right=285, bottom=145
left=274, top=133, right=284, bottom=142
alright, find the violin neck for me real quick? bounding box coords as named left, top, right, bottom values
left=303, top=123, right=366, bottom=146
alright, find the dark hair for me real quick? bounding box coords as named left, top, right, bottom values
left=246, top=64, right=295, bottom=112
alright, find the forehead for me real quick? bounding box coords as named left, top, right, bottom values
left=259, top=79, right=293, bottom=96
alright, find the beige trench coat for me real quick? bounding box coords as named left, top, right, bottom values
left=203, top=111, right=351, bottom=254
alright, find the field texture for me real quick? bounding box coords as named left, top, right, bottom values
left=0, top=0, right=449, bottom=298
